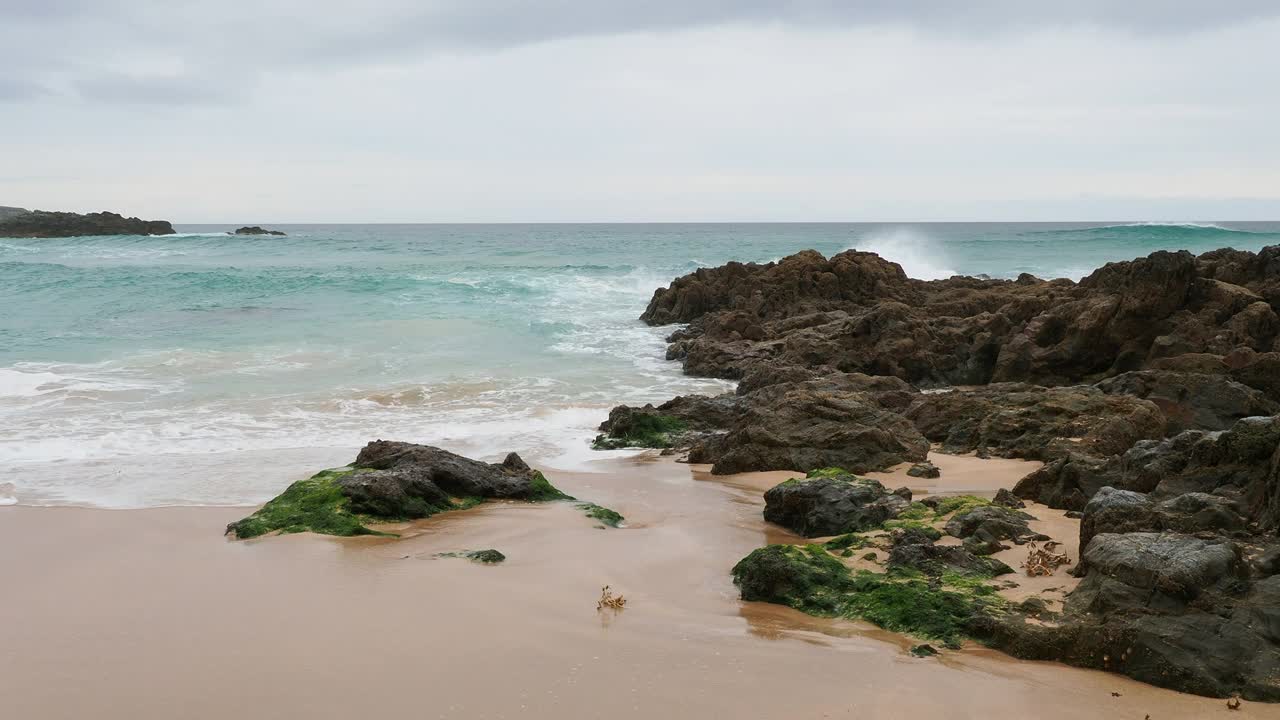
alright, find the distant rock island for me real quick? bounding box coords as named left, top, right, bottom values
left=233, top=226, right=286, bottom=236
left=0, top=207, right=175, bottom=238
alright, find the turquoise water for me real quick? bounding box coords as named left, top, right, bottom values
left=2, top=221, right=1278, bottom=506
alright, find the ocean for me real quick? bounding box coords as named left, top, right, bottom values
left=3, top=221, right=1279, bottom=508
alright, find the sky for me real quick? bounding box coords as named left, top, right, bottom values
left=2, top=1, right=1279, bottom=223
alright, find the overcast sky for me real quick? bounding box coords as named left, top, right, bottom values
left=2, top=1, right=1278, bottom=222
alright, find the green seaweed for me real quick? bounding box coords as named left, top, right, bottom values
left=527, top=470, right=574, bottom=501
left=805, top=467, right=851, bottom=478
left=896, top=502, right=932, bottom=521
left=577, top=502, right=625, bottom=527
left=225, top=468, right=390, bottom=539
left=732, top=543, right=1005, bottom=647
left=931, top=495, right=991, bottom=518
left=591, top=414, right=689, bottom=450
left=882, top=519, right=943, bottom=540
left=437, top=549, right=507, bottom=563
left=227, top=466, right=498, bottom=539
left=824, top=532, right=870, bottom=551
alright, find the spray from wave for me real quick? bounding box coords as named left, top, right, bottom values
left=850, top=228, right=958, bottom=281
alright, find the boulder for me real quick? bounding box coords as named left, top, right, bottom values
left=888, top=526, right=1014, bottom=577
left=1070, top=532, right=1246, bottom=613
left=226, top=442, right=570, bottom=539
left=762, top=473, right=909, bottom=537
left=945, top=505, right=1047, bottom=549
left=907, top=461, right=940, bottom=479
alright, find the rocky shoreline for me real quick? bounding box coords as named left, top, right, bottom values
left=594, top=246, right=1280, bottom=701
left=0, top=207, right=175, bottom=237
left=236, top=244, right=1280, bottom=702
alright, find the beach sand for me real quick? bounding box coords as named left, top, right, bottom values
left=0, top=454, right=1263, bottom=719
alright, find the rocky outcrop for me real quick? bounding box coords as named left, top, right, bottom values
left=643, top=247, right=1280, bottom=397
left=0, top=206, right=28, bottom=222
left=1096, top=370, right=1278, bottom=433
left=663, top=246, right=1280, bottom=700
left=944, top=505, right=1048, bottom=554
left=687, top=376, right=928, bottom=475
left=226, top=441, right=570, bottom=539
left=905, top=384, right=1166, bottom=460
left=233, top=226, right=286, bottom=236
left=762, top=472, right=910, bottom=537
left=0, top=209, right=174, bottom=237
left=594, top=373, right=927, bottom=474
left=1015, top=414, right=1280, bottom=525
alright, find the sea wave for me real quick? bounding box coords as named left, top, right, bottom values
left=848, top=228, right=958, bottom=281
left=1041, top=222, right=1277, bottom=238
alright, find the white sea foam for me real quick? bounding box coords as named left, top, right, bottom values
left=850, top=228, right=959, bottom=281
left=0, top=368, right=62, bottom=397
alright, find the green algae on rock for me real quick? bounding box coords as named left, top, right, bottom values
left=731, top=543, right=1007, bottom=647
left=224, top=467, right=392, bottom=540
left=437, top=549, right=507, bottom=564
left=226, top=442, right=572, bottom=539
left=592, top=413, right=689, bottom=450
left=577, top=503, right=625, bottom=527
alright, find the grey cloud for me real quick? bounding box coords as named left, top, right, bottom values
left=0, top=75, right=52, bottom=101
left=2, top=1, right=1277, bottom=106
left=73, top=71, right=245, bottom=105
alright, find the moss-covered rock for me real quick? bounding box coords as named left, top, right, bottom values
left=227, top=442, right=574, bottom=539
left=435, top=549, right=507, bottom=563
left=577, top=502, right=624, bottom=527
left=930, top=495, right=991, bottom=518
left=763, top=472, right=911, bottom=537
left=732, top=543, right=1006, bottom=647
left=225, top=468, right=396, bottom=539
left=592, top=413, right=689, bottom=449
left=528, top=470, right=574, bottom=501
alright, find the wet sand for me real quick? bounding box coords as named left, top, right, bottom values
left=0, top=455, right=1263, bottom=719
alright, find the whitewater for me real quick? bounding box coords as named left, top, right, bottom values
left=2, top=221, right=1278, bottom=507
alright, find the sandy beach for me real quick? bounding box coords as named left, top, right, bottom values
left=1, top=454, right=1264, bottom=719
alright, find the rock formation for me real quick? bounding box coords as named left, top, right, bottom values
left=226, top=441, right=570, bottom=539
left=636, top=245, right=1280, bottom=700
left=0, top=208, right=174, bottom=237
left=233, top=226, right=286, bottom=236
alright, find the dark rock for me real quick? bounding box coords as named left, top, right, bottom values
left=907, top=461, right=940, bottom=478
left=0, top=209, right=174, bottom=238
left=909, top=644, right=939, bottom=657
left=762, top=473, right=909, bottom=537
left=906, top=383, right=1166, bottom=461
left=1096, top=370, right=1279, bottom=433
left=892, top=486, right=913, bottom=501
left=685, top=375, right=929, bottom=475
left=353, top=441, right=563, bottom=501
left=944, top=505, right=1047, bottom=547
left=1070, top=532, right=1246, bottom=613
left=992, top=488, right=1025, bottom=508
left=233, top=225, right=286, bottom=236
left=1252, top=547, right=1280, bottom=578
left=226, top=442, right=571, bottom=539
left=888, top=526, right=1015, bottom=577
left=641, top=247, right=1280, bottom=395
left=1077, top=487, right=1249, bottom=568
